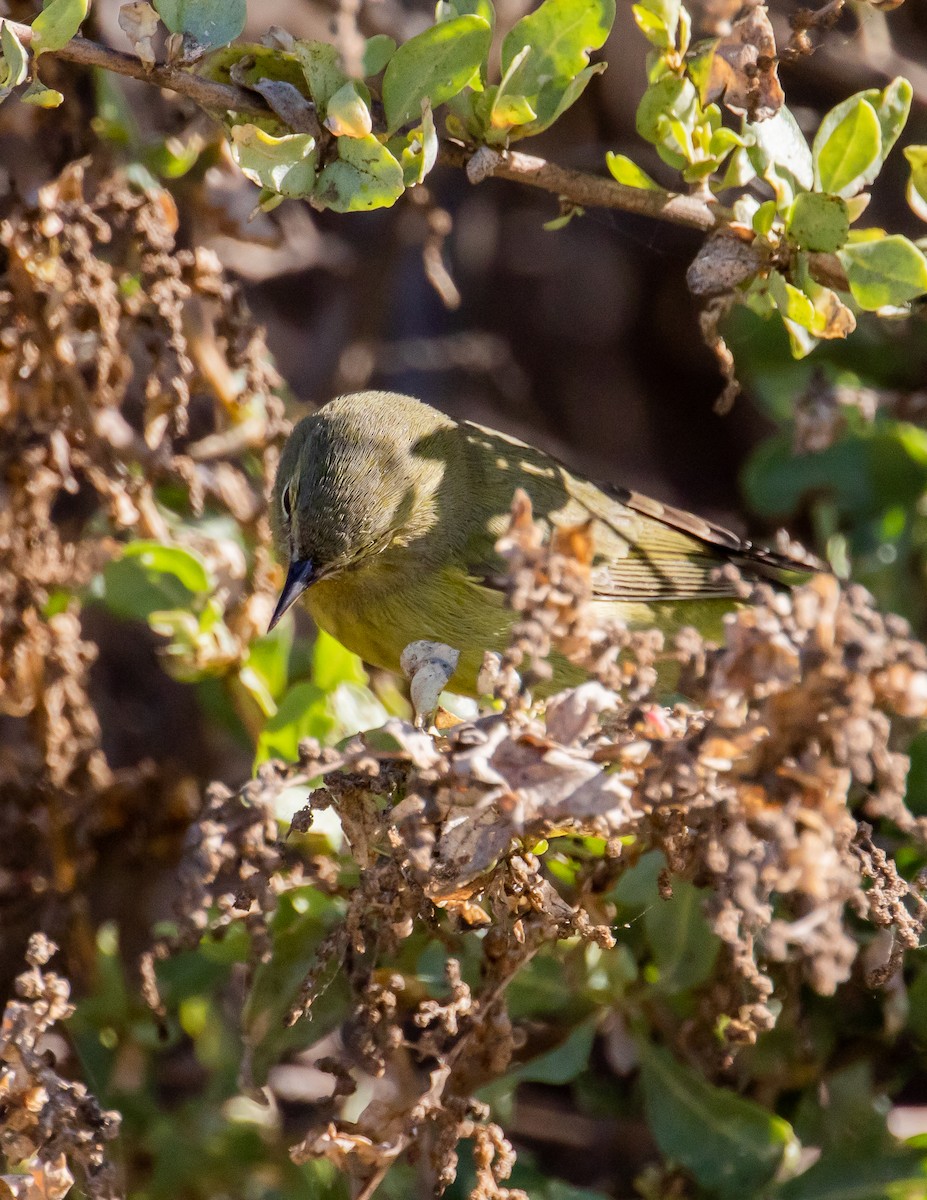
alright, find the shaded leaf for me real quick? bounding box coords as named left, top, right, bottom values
left=152, top=0, right=245, bottom=47
left=640, top=1042, right=794, bottom=1199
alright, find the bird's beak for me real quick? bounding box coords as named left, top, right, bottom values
left=268, top=558, right=315, bottom=631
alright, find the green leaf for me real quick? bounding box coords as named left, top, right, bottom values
left=636, top=75, right=697, bottom=147
left=382, top=14, right=491, bottom=133
left=747, top=106, right=813, bottom=204
left=314, top=134, right=404, bottom=212
left=255, top=681, right=335, bottom=765
left=644, top=880, right=720, bottom=994
left=639, top=1042, right=794, bottom=1199
left=30, top=0, right=88, bottom=55
left=362, top=33, right=396, bottom=76
left=744, top=425, right=927, bottom=521
left=102, top=542, right=212, bottom=622
left=632, top=0, right=680, bottom=49
left=152, top=0, right=245, bottom=47
left=390, top=104, right=438, bottom=186
left=293, top=40, right=349, bottom=116
left=813, top=97, right=881, bottom=199
left=787, top=192, right=849, bottom=253
left=870, top=76, right=912, bottom=162
left=513, top=1019, right=596, bottom=1085
left=905, top=145, right=927, bottom=224
left=515, top=61, right=605, bottom=139
left=436, top=0, right=495, bottom=23
left=324, top=80, right=373, bottom=138
left=312, top=629, right=367, bottom=691
left=122, top=542, right=212, bottom=593
left=605, top=152, right=659, bottom=190
left=500, top=0, right=615, bottom=105
left=840, top=234, right=927, bottom=309
left=21, top=77, right=63, bottom=107
left=0, top=23, right=28, bottom=98
left=491, top=91, right=536, bottom=128
left=229, top=125, right=317, bottom=198
left=773, top=1149, right=927, bottom=1200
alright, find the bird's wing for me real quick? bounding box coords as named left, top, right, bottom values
left=566, top=474, right=817, bottom=601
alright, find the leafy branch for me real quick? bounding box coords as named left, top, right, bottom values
left=4, top=0, right=927, bottom=362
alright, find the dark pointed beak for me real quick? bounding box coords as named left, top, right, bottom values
left=268, top=558, right=315, bottom=631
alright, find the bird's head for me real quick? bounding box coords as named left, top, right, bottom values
left=269, top=391, right=454, bottom=630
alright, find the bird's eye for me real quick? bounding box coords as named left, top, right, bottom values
left=281, top=485, right=293, bottom=521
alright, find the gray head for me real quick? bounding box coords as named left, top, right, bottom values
left=269, top=391, right=454, bottom=629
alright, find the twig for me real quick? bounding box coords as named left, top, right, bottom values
left=3, top=18, right=269, bottom=115
left=438, top=142, right=727, bottom=233
left=4, top=18, right=728, bottom=234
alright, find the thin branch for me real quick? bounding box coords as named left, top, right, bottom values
left=4, top=18, right=269, bottom=115
left=4, top=17, right=727, bottom=233
left=438, top=142, right=727, bottom=233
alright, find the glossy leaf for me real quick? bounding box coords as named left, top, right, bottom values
left=640, top=1042, right=794, bottom=1199
left=382, top=15, right=491, bottom=133
left=314, top=134, right=404, bottom=212
left=840, top=234, right=927, bottom=309
left=21, top=78, right=63, bottom=107
left=813, top=97, right=881, bottom=198
left=31, top=0, right=88, bottom=54
left=812, top=78, right=912, bottom=197
left=605, top=152, right=659, bottom=190
left=324, top=81, right=373, bottom=138
left=152, top=0, right=245, bottom=47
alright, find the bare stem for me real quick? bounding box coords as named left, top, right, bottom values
left=5, top=18, right=727, bottom=233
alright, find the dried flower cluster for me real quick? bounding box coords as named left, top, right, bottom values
left=0, top=935, right=119, bottom=1200
left=147, top=497, right=927, bottom=1195
left=0, top=160, right=286, bottom=980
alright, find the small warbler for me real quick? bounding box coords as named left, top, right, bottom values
left=270, top=391, right=809, bottom=694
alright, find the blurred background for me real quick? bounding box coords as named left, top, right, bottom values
left=4, top=0, right=927, bottom=1196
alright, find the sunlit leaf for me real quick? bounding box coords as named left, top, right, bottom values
left=382, top=14, right=491, bottom=133
left=605, top=152, right=660, bottom=190
left=229, top=125, right=317, bottom=198
left=313, top=133, right=404, bottom=212
left=31, top=0, right=88, bottom=54
left=813, top=97, right=881, bottom=198
left=500, top=0, right=615, bottom=111
left=786, top=192, right=849, bottom=253
left=840, top=234, right=927, bottom=309
left=324, top=80, right=372, bottom=138
left=0, top=23, right=28, bottom=99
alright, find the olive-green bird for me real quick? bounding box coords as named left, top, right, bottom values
left=269, top=391, right=809, bottom=695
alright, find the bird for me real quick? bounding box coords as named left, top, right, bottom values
left=269, top=390, right=812, bottom=695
